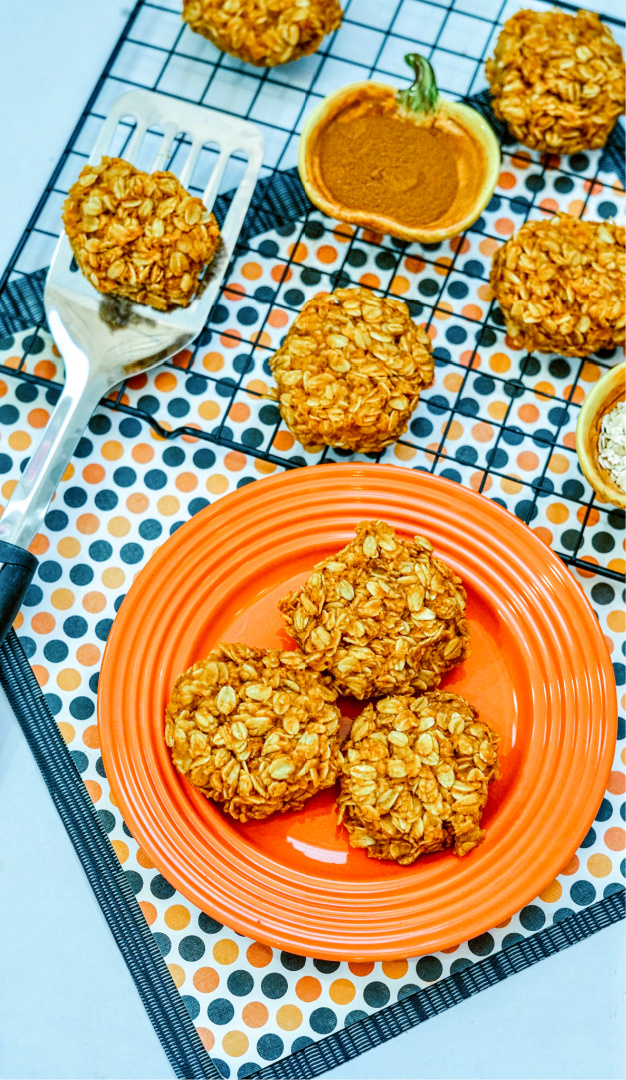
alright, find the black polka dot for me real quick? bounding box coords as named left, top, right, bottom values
left=182, top=995, right=200, bottom=1021
left=188, top=497, right=209, bottom=516
left=345, top=1008, right=369, bottom=1023
left=69, top=697, right=95, bottom=720
left=168, top=397, right=190, bottom=418
left=555, top=176, right=574, bottom=194
left=198, top=912, right=223, bottom=933
left=562, top=479, right=584, bottom=500
left=502, top=933, right=524, bottom=949
left=38, top=560, right=62, bottom=583
left=595, top=797, right=613, bottom=822
left=419, top=278, right=438, bottom=297
left=592, top=531, right=615, bottom=553
left=416, top=956, right=443, bottom=981
left=95, top=489, right=118, bottom=511
left=208, top=998, right=234, bottom=1024
left=63, top=486, right=87, bottom=508
left=89, top=414, right=111, bottom=435
left=515, top=499, right=537, bottom=523
left=45, top=509, right=69, bottom=531
left=363, top=981, right=390, bottom=1006
left=233, top=354, right=253, bottom=375
left=309, top=1007, right=337, bottom=1033
left=450, top=958, right=473, bottom=974
left=591, top=582, right=615, bottom=605
left=284, top=288, right=305, bottom=307
left=97, top=809, right=116, bottom=833
left=448, top=280, right=468, bottom=299
left=210, top=304, right=229, bottom=324
left=301, top=268, right=321, bottom=285
left=519, top=905, right=545, bottom=931
left=45, top=693, right=62, bottom=715
left=580, top=826, right=596, bottom=848
left=0, top=454, right=12, bottom=474
left=70, top=750, right=88, bottom=773
left=139, top=519, right=162, bottom=540
left=290, top=1037, right=312, bottom=1054
left=125, top=871, right=143, bottom=895
left=113, top=467, right=136, bottom=488
left=19, top=636, right=36, bottom=659
left=237, top=306, right=259, bottom=326
left=445, top=325, right=467, bottom=344
left=256, top=1033, right=284, bottom=1061
left=255, top=286, right=275, bottom=303
left=89, top=540, right=113, bottom=562
left=280, top=951, right=306, bottom=971
left=95, top=619, right=114, bottom=642
left=468, top=932, right=495, bottom=956
left=121, top=543, right=144, bottom=565
left=303, top=221, right=323, bottom=240
left=163, top=446, right=185, bottom=467
left=597, top=201, right=617, bottom=219
left=119, top=418, right=141, bottom=438
left=95, top=757, right=106, bottom=778
left=63, top=616, right=88, bottom=638
left=193, top=448, right=216, bottom=469
left=570, top=880, right=596, bottom=906
left=261, top=973, right=287, bottom=999
left=237, top=1063, right=260, bottom=1079
left=560, top=528, right=580, bottom=551
left=151, top=874, right=175, bottom=899
left=227, top=970, right=254, bottom=996
left=179, top=935, right=205, bottom=961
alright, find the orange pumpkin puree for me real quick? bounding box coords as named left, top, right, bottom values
left=314, top=96, right=482, bottom=229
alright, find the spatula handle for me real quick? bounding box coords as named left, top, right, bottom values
left=0, top=541, right=38, bottom=646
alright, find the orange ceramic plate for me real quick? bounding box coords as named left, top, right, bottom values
left=98, top=465, right=616, bottom=960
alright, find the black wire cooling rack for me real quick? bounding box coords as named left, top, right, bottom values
left=0, top=0, right=624, bottom=587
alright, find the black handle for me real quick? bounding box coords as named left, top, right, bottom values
left=0, top=540, right=38, bottom=646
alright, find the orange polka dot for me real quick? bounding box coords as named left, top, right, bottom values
left=76, top=643, right=101, bottom=667
left=587, top=854, right=612, bottom=877
left=511, top=151, right=532, bottom=169
left=29, top=533, right=49, bottom=556
left=433, top=257, right=452, bottom=276
left=108, top=516, right=131, bottom=538
left=101, top=440, right=123, bottom=461
left=86, top=778, right=102, bottom=803
left=2, top=480, right=16, bottom=500
left=51, top=588, right=74, bottom=610
left=9, top=430, right=31, bottom=450
left=127, top=374, right=148, bottom=390
left=168, top=964, right=185, bottom=988
left=329, top=979, right=355, bottom=1004
left=477, top=284, right=493, bottom=303
left=317, top=245, right=337, bottom=264
left=220, top=329, right=242, bottom=349
left=12, top=612, right=23, bottom=631
left=472, top=422, right=493, bottom=443
left=488, top=402, right=508, bottom=424
left=193, top=967, right=219, bottom=993
left=242, top=262, right=262, bottom=281
left=296, top=976, right=321, bottom=1002
left=382, top=960, right=408, bottom=979
left=136, top=848, right=155, bottom=869
left=576, top=556, right=598, bottom=579
left=164, top=905, right=190, bottom=930
left=213, top=939, right=239, bottom=965
left=206, top=475, right=229, bottom=494
left=495, top=218, right=514, bottom=236
left=560, top=854, right=579, bottom=875
left=461, top=304, right=482, bottom=321
left=172, top=349, right=192, bottom=369
left=246, top=379, right=268, bottom=397
left=154, top=372, right=177, bottom=392
left=333, top=223, right=353, bottom=242
left=604, top=827, right=625, bottom=851
left=198, top=400, right=221, bottom=421
left=479, top=237, right=499, bottom=257
left=489, top=352, right=510, bottom=374
left=111, top=840, right=129, bottom=864
left=433, top=302, right=452, bottom=319
left=222, top=1032, right=248, bottom=1058
left=444, top=372, right=463, bottom=393
left=348, top=961, right=374, bottom=977
left=57, top=668, right=81, bottom=691
left=57, top=722, right=75, bottom=744
left=181, top=424, right=200, bottom=444
left=27, top=408, right=49, bottom=428
left=548, top=453, right=569, bottom=474
left=82, top=725, right=100, bottom=749
left=229, top=402, right=251, bottom=423
left=568, top=199, right=585, bottom=218
left=223, top=283, right=245, bottom=302
left=61, top=463, right=75, bottom=482
left=255, top=460, right=275, bottom=474
left=562, top=431, right=576, bottom=450
left=390, top=275, right=409, bottom=294
left=82, top=464, right=105, bottom=485
left=139, top=898, right=155, bottom=924
left=539, top=880, right=562, bottom=903
left=498, top=171, right=516, bottom=190
left=565, top=384, right=584, bottom=405
left=246, top=942, right=273, bottom=967
left=538, top=198, right=558, bottom=214
left=580, top=362, right=600, bottom=383
left=102, top=567, right=125, bottom=589
left=132, top=443, right=154, bottom=464
left=460, top=349, right=480, bottom=368
left=32, top=665, right=48, bottom=687
left=175, top=472, right=198, bottom=493
left=157, top=495, right=180, bottom=516
left=32, top=612, right=55, bottom=634
left=288, top=243, right=308, bottom=263
left=77, top=513, right=99, bottom=534
left=517, top=451, right=539, bottom=471
left=546, top=503, right=569, bottom=524
left=394, top=444, right=416, bottom=461
left=449, top=236, right=470, bottom=254
left=273, top=430, right=294, bottom=452
left=251, top=330, right=272, bottom=348
left=470, top=471, right=491, bottom=492
left=359, top=273, right=380, bottom=289
left=202, top=352, right=224, bottom=373
left=242, top=1002, right=269, bottom=1028
left=607, top=610, right=625, bottom=633
left=276, top=1005, right=302, bottom=1031
left=500, top=476, right=523, bottom=494
left=518, top=403, right=539, bottom=424
left=271, top=264, right=291, bottom=284
left=607, top=771, right=625, bottom=795
left=224, top=451, right=246, bottom=471
left=533, top=526, right=553, bottom=546
left=33, top=359, right=57, bottom=379
left=604, top=635, right=614, bottom=656
left=267, top=308, right=288, bottom=328
left=446, top=420, right=463, bottom=440
left=608, top=559, right=626, bottom=575
left=404, top=256, right=425, bottom=274
left=197, top=1029, right=215, bottom=1053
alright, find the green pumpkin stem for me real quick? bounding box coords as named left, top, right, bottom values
left=396, top=53, right=439, bottom=115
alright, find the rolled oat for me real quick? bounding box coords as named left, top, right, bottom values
left=182, top=0, right=342, bottom=67
left=490, top=213, right=625, bottom=357
left=62, top=157, right=220, bottom=311
left=165, top=643, right=343, bottom=821
left=279, top=520, right=470, bottom=699
left=486, top=9, right=625, bottom=154
left=337, top=691, right=500, bottom=864
left=269, top=288, right=434, bottom=453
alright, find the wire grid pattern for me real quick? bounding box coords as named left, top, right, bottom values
left=1, top=0, right=625, bottom=589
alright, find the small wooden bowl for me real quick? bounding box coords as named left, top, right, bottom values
left=576, top=362, right=625, bottom=509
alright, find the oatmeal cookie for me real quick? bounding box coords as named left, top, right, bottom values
left=62, top=157, right=220, bottom=311
left=182, top=0, right=342, bottom=67
left=485, top=9, right=625, bottom=154
left=337, top=691, right=500, bottom=864
left=490, top=213, right=625, bottom=357
left=269, top=288, right=434, bottom=453
left=279, top=520, right=470, bottom=699
left=165, top=643, right=343, bottom=821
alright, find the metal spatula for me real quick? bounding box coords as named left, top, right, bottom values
left=0, top=89, right=264, bottom=642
